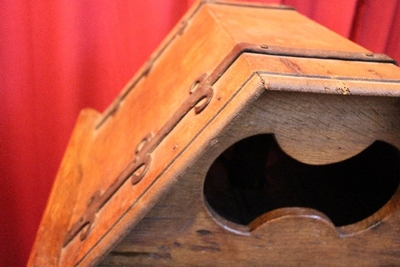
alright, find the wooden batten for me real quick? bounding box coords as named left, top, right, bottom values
left=29, top=1, right=400, bottom=266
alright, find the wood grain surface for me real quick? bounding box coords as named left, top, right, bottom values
left=29, top=1, right=400, bottom=266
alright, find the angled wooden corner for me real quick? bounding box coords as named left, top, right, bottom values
left=29, top=1, right=400, bottom=266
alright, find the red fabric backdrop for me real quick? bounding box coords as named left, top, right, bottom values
left=1, top=0, right=399, bottom=266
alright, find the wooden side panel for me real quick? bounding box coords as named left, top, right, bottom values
left=101, top=59, right=400, bottom=265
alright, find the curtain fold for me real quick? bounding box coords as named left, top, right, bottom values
left=1, top=1, right=399, bottom=266
left=284, top=0, right=359, bottom=38
left=351, top=0, right=400, bottom=58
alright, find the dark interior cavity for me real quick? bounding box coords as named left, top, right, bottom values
left=203, top=134, right=400, bottom=226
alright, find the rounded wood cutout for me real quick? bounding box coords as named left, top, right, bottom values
left=203, top=134, right=400, bottom=236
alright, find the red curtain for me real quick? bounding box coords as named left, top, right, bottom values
left=1, top=1, right=399, bottom=266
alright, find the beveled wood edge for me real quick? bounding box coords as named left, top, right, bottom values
left=249, top=207, right=337, bottom=234
left=258, top=72, right=400, bottom=97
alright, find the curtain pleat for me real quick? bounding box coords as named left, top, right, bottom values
left=284, top=0, right=358, bottom=38
left=385, top=2, right=400, bottom=61
left=350, top=0, right=399, bottom=53
left=0, top=1, right=399, bottom=266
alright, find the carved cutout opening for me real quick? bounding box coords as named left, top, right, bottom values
left=203, top=134, right=400, bottom=228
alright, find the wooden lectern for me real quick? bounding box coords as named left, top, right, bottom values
left=29, top=1, right=400, bottom=266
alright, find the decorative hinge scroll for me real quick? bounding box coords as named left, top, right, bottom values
left=63, top=73, right=213, bottom=246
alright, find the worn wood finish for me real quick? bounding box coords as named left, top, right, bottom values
left=100, top=66, right=400, bottom=267
left=29, top=1, right=400, bottom=266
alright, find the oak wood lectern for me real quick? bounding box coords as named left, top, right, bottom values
left=29, top=1, right=400, bottom=266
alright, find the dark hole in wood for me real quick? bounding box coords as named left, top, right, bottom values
left=203, top=134, right=400, bottom=226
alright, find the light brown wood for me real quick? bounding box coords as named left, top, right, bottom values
left=29, top=0, right=400, bottom=266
